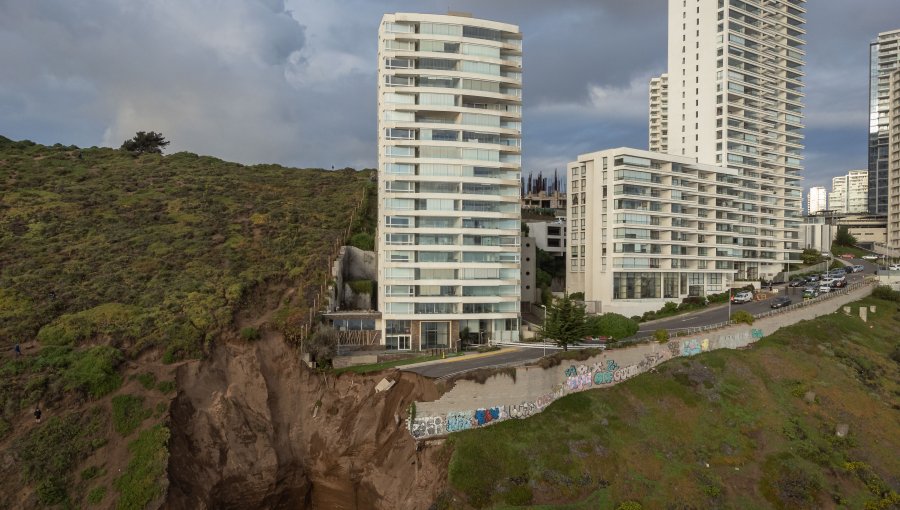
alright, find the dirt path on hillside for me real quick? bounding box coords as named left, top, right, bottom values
left=164, top=335, right=447, bottom=510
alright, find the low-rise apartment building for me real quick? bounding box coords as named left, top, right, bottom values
left=525, top=219, right=566, bottom=256
left=567, top=148, right=799, bottom=317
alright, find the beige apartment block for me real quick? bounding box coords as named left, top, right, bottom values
left=567, top=149, right=790, bottom=317
left=807, top=185, right=826, bottom=215
left=649, top=73, right=669, bottom=153
left=377, top=13, right=523, bottom=350
left=888, top=69, right=900, bottom=248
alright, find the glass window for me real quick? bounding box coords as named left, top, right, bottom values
left=421, top=322, right=450, bottom=348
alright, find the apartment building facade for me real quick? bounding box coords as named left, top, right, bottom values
left=664, top=0, right=805, bottom=261
left=567, top=148, right=788, bottom=317
left=377, top=13, right=523, bottom=350
left=807, top=186, right=826, bottom=215
left=829, top=170, right=868, bottom=214
left=649, top=73, right=669, bottom=153
left=868, top=29, right=900, bottom=215
left=889, top=70, right=900, bottom=248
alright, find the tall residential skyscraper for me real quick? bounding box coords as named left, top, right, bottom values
left=887, top=70, right=900, bottom=248
left=377, top=13, right=523, bottom=351
left=867, top=29, right=900, bottom=215
left=666, top=0, right=804, bottom=264
left=807, top=186, right=827, bottom=215
left=649, top=73, right=669, bottom=153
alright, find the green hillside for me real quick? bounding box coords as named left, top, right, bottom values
left=444, top=295, right=900, bottom=509
left=0, top=136, right=371, bottom=507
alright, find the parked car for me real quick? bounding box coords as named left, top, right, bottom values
left=889, top=264, right=900, bottom=271
left=731, top=291, right=753, bottom=304
left=852, top=265, right=865, bottom=273
left=803, top=288, right=819, bottom=299
left=831, top=278, right=847, bottom=288
left=806, top=274, right=820, bottom=282
left=788, top=279, right=806, bottom=287
left=818, top=284, right=832, bottom=293
left=820, top=277, right=836, bottom=287
left=862, top=255, right=879, bottom=261
left=840, top=254, right=855, bottom=260
left=770, top=296, right=793, bottom=308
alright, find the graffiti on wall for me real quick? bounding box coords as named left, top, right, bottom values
left=409, top=327, right=768, bottom=438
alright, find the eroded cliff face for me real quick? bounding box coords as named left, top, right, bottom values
left=164, top=336, right=446, bottom=510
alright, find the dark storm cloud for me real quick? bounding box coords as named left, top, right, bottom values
left=0, top=0, right=897, bottom=185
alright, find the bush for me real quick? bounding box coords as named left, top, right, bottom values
left=239, top=327, right=261, bottom=341
left=307, top=325, right=338, bottom=367
left=156, top=380, right=176, bottom=394
left=63, top=346, right=123, bottom=399
left=872, top=286, right=900, bottom=302
left=586, top=313, right=639, bottom=339
left=135, top=372, right=156, bottom=390
left=112, top=395, right=152, bottom=436
left=81, top=466, right=106, bottom=481
left=568, top=292, right=584, bottom=301
left=87, top=486, right=107, bottom=505
left=348, top=232, right=374, bottom=251
left=654, top=329, right=670, bottom=343
left=616, top=502, right=643, bottom=510
left=114, top=425, right=170, bottom=510
left=731, top=310, right=755, bottom=325
left=679, top=296, right=707, bottom=310
left=347, top=279, right=373, bottom=294
left=707, top=291, right=730, bottom=304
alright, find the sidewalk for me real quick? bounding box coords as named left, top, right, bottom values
left=400, top=347, right=518, bottom=370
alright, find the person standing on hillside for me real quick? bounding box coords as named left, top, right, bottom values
left=14, top=343, right=22, bottom=358
left=33, top=407, right=41, bottom=423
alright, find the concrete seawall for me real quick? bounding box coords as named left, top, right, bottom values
left=408, top=283, right=876, bottom=439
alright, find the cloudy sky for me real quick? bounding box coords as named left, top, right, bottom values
left=1, top=0, right=898, bottom=191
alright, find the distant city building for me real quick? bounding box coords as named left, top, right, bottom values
left=648, top=73, right=669, bottom=153
left=807, top=186, right=827, bottom=215
left=868, top=29, right=900, bottom=215
left=800, top=215, right=834, bottom=255
left=525, top=219, right=566, bottom=257
left=521, top=190, right=567, bottom=213
left=889, top=69, right=900, bottom=249
left=566, top=149, right=791, bottom=317
left=377, top=12, right=523, bottom=350
left=829, top=170, right=868, bottom=214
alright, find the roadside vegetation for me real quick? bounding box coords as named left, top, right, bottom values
left=444, top=296, right=900, bottom=508
left=0, top=136, right=369, bottom=505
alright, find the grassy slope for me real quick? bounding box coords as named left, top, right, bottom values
left=446, top=296, right=900, bottom=510
left=0, top=136, right=369, bottom=507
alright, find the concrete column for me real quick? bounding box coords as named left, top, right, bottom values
left=859, top=307, right=868, bottom=323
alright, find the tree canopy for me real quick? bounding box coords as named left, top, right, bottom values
left=539, top=295, right=587, bottom=351
left=835, top=225, right=857, bottom=247
left=120, top=131, right=170, bottom=154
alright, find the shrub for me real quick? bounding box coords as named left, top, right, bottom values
left=654, top=329, right=670, bottom=343
left=87, top=486, right=107, bottom=505
left=81, top=466, right=106, bottom=481
left=679, top=296, right=707, bottom=310
left=586, top=313, right=639, bottom=339
left=307, top=325, right=338, bottom=367
left=616, top=502, right=643, bottom=510
left=156, top=380, right=176, bottom=394
left=568, top=292, right=584, bottom=301
left=112, top=395, right=151, bottom=436
left=731, top=310, right=755, bottom=325
left=63, top=346, right=123, bottom=399
left=707, top=291, right=730, bottom=304
left=239, top=327, right=261, bottom=341
left=135, top=372, right=156, bottom=390
left=872, top=286, right=900, bottom=302
left=348, top=232, right=374, bottom=251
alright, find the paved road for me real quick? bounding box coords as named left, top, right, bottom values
left=404, top=347, right=557, bottom=379
left=636, top=257, right=875, bottom=334
left=405, top=257, right=878, bottom=379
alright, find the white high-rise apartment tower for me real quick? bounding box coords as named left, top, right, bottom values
left=649, top=74, right=669, bottom=153
left=807, top=186, right=826, bottom=215
left=829, top=174, right=848, bottom=214
left=668, top=0, right=804, bottom=270
left=377, top=13, right=523, bottom=351
left=868, top=29, right=900, bottom=215
left=889, top=70, right=900, bottom=249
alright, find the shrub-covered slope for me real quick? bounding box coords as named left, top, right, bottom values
left=0, top=136, right=370, bottom=507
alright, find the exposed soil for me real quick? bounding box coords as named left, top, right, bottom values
left=164, top=335, right=447, bottom=510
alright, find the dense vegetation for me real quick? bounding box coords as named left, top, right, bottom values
left=445, top=296, right=900, bottom=509
left=0, top=136, right=370, bottom=506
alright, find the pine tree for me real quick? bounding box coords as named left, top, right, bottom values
left=539, top=295, right=588, bottom=351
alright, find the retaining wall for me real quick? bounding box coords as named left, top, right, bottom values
left=407, top=283, right=876, bottom=439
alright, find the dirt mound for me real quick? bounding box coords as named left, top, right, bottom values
left=165, top=336, right=446, bottom=510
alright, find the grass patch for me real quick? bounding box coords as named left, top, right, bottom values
left=87, top=486, right=107, bottom=505
left=156, top=380, right=176, bottom=394
left=446, top=297, right=900, bottom=508
left=830, top=243, right=870, bottom=259
left=18, top=408, right=107, bottom=506
left=135, top=372, right=156, bottom=390
left=112, top=394, right=152, bottom=436
left=114, top=424, right=170, bottom=510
